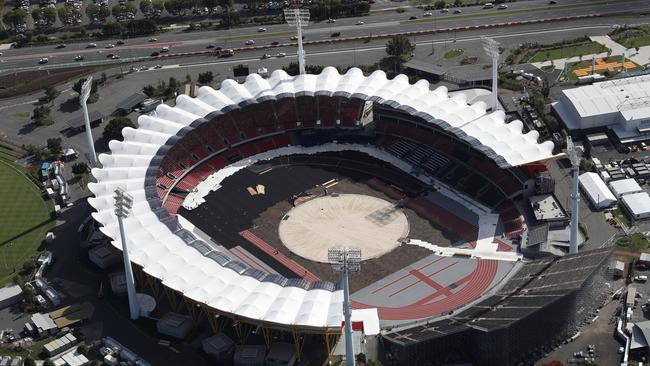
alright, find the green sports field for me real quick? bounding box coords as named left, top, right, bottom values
left=0, top=148, right=55, bottom=285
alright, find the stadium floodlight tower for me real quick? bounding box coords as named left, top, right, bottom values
left=80, top=77, right=98, bottom=168
left=114, top=187, right=139, bottom=320
left=328, top=246, right=361, bottom=366
left=567, top=136, right=580, bottom=254
left=284, top=7, right=310, bottom=75
left=482, top=36, right=500, bottom=112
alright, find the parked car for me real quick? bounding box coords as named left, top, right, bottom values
left=635, top=275, right=648, bottom=282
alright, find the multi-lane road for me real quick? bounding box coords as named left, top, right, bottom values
left=0, top=0, right=647, bottom=73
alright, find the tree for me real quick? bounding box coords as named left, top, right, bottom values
left=21, top=258, right=35, bottom=274
left=31, top=106, right=53, bottom=126
left=580, top=158, right=593, bottom=173
left=124, top=19, right=157, bottom=36
left=86, top=4, right=110, bottom=21
left=143, top=84, right=156, bottom=97
left=386, top=35, right=415, bottom=61
left=42, top=85, right=60, bottom=103
left=103, top=117, right=135, bottom=142
left=433, top=0, right=445, bottom=9
left=72, top=162, right=89, bottom=175
left=47, top=137, right=62, bottom=156
left=42, top=7, right=57, bottom=25
left=220, top=7, right=240, bottom=27
left=102, top=22, right=123, bottom=36
left=453, top=0, right=462, bottom=6
left=72, top=77, right=99, bottom=102
left=198, top=71, right=214, bottom=85
left=140, top=0, right=153, bottom=15
left=3, top=8, right=27, bottom=29
left=23, top=144, right=49, bottom=161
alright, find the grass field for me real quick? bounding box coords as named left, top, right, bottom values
left=0, top=148, right=54, bottom=286
left=616, top=233, right=648, bottom=253
left=443, top=48, right=464, bottom=59
left=528, top=42, right=608, bottom=63
left=612, top=25, right=650, bottom=49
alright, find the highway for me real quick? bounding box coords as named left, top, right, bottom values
left=0, top=0, right=647, bottom=73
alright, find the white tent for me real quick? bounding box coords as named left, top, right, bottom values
left=578, top=172, right=616, bottom=209
left=621, top=192, right=650, bottom=221
left=609, top=178, right=643, bottom=198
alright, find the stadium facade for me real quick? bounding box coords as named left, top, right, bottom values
left=86, top=67, right=606, bottom=365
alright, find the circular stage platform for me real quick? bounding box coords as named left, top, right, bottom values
left=278, top=194, right=409, bottom=263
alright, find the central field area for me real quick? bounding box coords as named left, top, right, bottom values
left=0, top=149, right=54, bottom=285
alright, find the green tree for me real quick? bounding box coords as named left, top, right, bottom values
left=386, top=35, right=415, bottom=61
left=23, top=144, right=49, bottom=161
left=453, top=0, right=462, bottom=6
left=21, top=258, right=35, bottom=274
left=220, top=7, right=240, bottom=27
left=102, top=22, right=123, bottom=36
left=140, top=0, right=153, bottom=14
left=86, top=4, right=110, bottom=21
left=31, top=106, right=53, bottom=126
left=42, top=7, right=57, bottom=25
left=47, top=137, right=62, bottom=156
left=433, top=0, right=445, bottom=9
left=31, top=8, right=42, bottom=23
left=42, top=85, right=60, bottom=103
left=198, top=71, right=214, bottom=85
left=72, top=162, right=89, bottom=175
left=103, top=117, right=135, bottom=142
left=3, top=8, right=27, bottom=29
left=124, top=19, right=157, bottom=36
left=143, top=84, right=156, bottom=97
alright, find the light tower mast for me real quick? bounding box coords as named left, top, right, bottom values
left=114, top=187, right=140, bottom=320
left=80, top=77, right=98, bottom=168
left=284, top=7, right=310, bottom=75
left=482, top=36, right=500, bottom=112
left=328, top=247, right=361, bottom=366
left=567, top=136, right=580, bottom=254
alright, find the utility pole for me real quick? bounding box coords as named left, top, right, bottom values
left=482, top=36, right=500, bottom=112
left=284, top=8, right=310, bottom=75
left=566, top=137, right=580, bottom=254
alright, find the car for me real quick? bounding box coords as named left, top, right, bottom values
left=149, top=37, right=158, bottom=42
left=326, top=18, right=336, bottom=23
left=409, top=16, right=417, bottom=20
left=111, top=54, right=120, bottom=59
left=245, top=40, right=255, bottom=45
left=290, top=35, right=298, bottom=40
left=150, top=51, right=159, bottom=57
left=154, top=64, right=162, bottom=69
left=74, top=55, right=83, bottom=61
left=258, top=27, right=267, bottom=32
left=55, top=43, right=66, bottom=49
left=86, top=43, right=97, bottom=48
left=160, top=46, right=170, bottom=52
left=642, top=142, right=647, bottom=150
left=37, top=251, right=53, bottom=266
left=38, top=57, right=48, bottom=64
left=454, top=9, right=462, bottom=13
left=276, top=52, right=286, bottom=57
left=106, top=53, right=115, bottom=58
left=331, top=32, right=341, bottom=37
left=261, top=53, right=271, bottom=59
left=271, top=41, right=280, bottom=46
left=440, top=8, right=449, bottom=13
left=206, top=44, right=215, bottom=49
left=116, top=40, right=125, bottom=45
left=106, top=44, right=115, bottom=48
left=356, top=21, right=364, bottom=25
left=423, top=12, right=432, bottom=17
left=549, top=0, right=557, bottom=4
left=635, top=275, right=648, bottom=282
left=498, top=4, right=508, bottom=9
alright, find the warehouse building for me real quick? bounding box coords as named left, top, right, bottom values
left=621, top=192, right=650, bottom=220
left=578, top=172, right=617, bottom=209
left=553, top=74, right=650, bottom=144
left=609, top=178, right=644, bottom=198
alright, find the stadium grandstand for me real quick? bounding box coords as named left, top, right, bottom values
left=88, top=67, right=575, bottom=364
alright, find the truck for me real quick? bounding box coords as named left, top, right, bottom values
left=218, top=49, right=234, bottom=57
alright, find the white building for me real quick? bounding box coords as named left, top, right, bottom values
left=578, top=172, right=617, bottom=209
left=553, top=74, right=650, bottom=144
left=621, top=192, right=650, bottom=220
left=609, top=178, right=644, bottom=198
left=0, top=285, right=23, bottom=309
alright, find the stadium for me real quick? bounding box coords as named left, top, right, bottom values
left=87, top=67, right=611, bottom=365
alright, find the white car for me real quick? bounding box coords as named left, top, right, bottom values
left=498, top=4, right=508, bottom=9
left=356, top=21, right=364, bottom=25
left=276, top=52, right=286, bottom=57
left=326, top=18, right=336, bottom=23
left=74, top=55, right=83, bottom=61
left=106, top=44, right=115, bottom=48
left=111, top=54, right=120, bottom=59
left=160, top=46, right=170, bottom=52
left=258, top=27, right=267, bottom=32
left=245, top=40, right=255, bottom=45
left=261, top=53, right=271, bottom=59
left=423, top=12, right=432, bottom=17
left=38, top=58, right=48, bottom=64
left=86, top=43, right=97, bottom=48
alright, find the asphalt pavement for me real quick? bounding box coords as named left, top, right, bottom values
left=0, top=0, right=647, bottom=72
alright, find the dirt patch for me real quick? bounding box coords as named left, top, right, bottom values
left=0, top=66, right=104, bottom=99
left=250, top=178, right=457, bottom=292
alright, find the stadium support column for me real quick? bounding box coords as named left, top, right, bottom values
left=482, top=37, right=500, bottom=112
left=329, top=247, right=361, bottom=366
left=115, top=187, right=140, bottom=320
left=80, top=77, right=98, bottom=168
left=567, top=137, right=580, bottom=254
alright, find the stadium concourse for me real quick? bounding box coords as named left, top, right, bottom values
left=85, top=67, right=600, bottom=364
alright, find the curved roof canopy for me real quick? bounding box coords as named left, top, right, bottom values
left=88, top=67, right=555, bottom=329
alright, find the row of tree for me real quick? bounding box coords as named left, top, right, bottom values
left=102, top=19, right=158, bottom=37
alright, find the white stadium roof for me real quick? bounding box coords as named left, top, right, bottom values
left=88, top=67, right=555, bottom=329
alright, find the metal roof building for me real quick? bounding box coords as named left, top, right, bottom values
left=88, top=68, right=557, bottom=344
left=553, top=74, right=650, bottom=143
left=609, top=178, right=644, bottom=198
left=621, top=191, right=650, bottom=220
left=578, top=172, right=616, bottom=209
